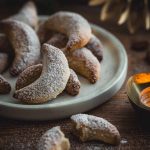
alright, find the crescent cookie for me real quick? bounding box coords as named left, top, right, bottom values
left=13, top=44, right=70, bottom=104
left=0, top=75, right=11, bottom=94
left=16, top=64, right=80, bottom=96
left=47, top=35, right=100, bottom=83
left=71, top=114, right=121, bottom=145
left=46, top=33, right=103, bottom=61
left=10, top=1, right=38, bottom=29
left=39, top=11, right=92, bottom=51
left=0, top=20, right=41, bottom=76
left=66, top=48, right=100, bottom=84
left=37, top=126, right=70, bottom=150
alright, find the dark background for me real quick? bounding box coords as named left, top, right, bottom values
left=0, top=0, right=119, bottom=32
left=0, top=0, right=91, bottom=17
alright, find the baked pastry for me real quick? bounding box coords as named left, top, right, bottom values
left=46, top=33, right=103, bottom=61
left=37, top=126, right=70, bottom=150
left=0, top=20, right=41, bottom=76
left=0, top=53, right=9, bottom=73
left=16, top=64, right=80, bottom=96
left=0, top=1, right=38, bottom=56
left=0, top=75, right=11, bottom=94
left=66, top=48, right=100, bottom=83
left=86, top=34, right=103, bottom=62
left=46, top=34, right=100, bottom=83
left=38, top=11, right=92, bottom=51
left=13, top=44, right=70, bottom=104
left=71, top=114, right=121, bottom=145
left=10, top=1, right=38, bottom=29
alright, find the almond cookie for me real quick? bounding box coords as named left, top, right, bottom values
left=71, top=114, right=121, bottom=145
left=16, top=64, right=80, bottom=96
left=13, top=44, right=70, bottom=104
left=47, top=33, right=103, bottom=61
left=39, top=11, right=92, bottom=51
left=10, top=1, right=38, bottom=29
left=66, top=48, right=100, bottom=84
left=0, top=20, right=41, bottom=76
left=37, top=126, right=70, bottom=150
left=0, top=75, right=11, bottom=94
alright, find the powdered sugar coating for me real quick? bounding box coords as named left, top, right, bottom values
left=1, top=20, right=41, bottom=76
left=46, top=34, right=102, bottom=84
left=44, top=11, right=92, bottom=51
left=16, top=64, right=80, bottom=96
left=37, top=126, right=70, bottom=150
left=66, top=48, right=100, bottom=83
left=10, top=1, right=38, bottom=29
left=13, top=44, right=70, bottom=104
left=71, top=114, right=115, bottom=130
left=71, top=114, right=121, bottom=145
left=0, top=75, right=11, bottom=94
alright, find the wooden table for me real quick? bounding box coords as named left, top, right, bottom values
left=1, top=2, right=150, bottom=150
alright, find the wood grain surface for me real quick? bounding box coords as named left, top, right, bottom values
left=0, top=2, right=150, bottom=150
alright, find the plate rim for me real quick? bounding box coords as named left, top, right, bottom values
left=0, top=23, right=128, bottom=110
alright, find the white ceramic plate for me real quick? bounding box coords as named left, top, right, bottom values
left=0, top=23, right=128, bottom=120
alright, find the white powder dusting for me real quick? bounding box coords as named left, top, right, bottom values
left=45, top=11, right=92, bottom=50
left=67, top=48, right=100, bottom=83
left=2, top=20, right=41, bottom=76
left=71, top=114, right=120, bottom=144
left=37, top=126, right=69, bottom=150
left=121, top=138, right=128, bottom=144
left=14, top=44, right=70, bottom=104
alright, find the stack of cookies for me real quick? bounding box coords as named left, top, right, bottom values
left=0, top=1, right=103, bottom=104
